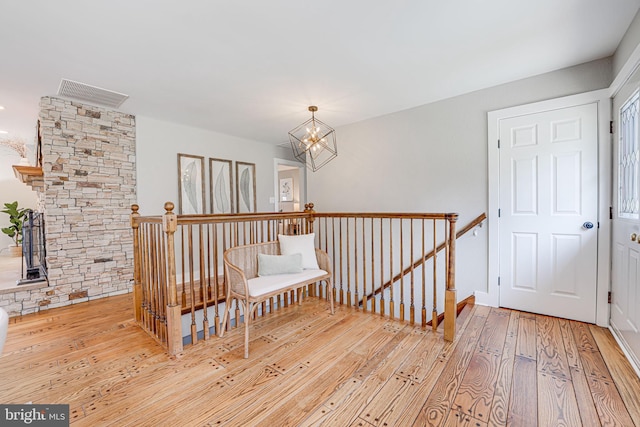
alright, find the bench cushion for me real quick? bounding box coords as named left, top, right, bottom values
left=247, top=269, right=328, bottom=298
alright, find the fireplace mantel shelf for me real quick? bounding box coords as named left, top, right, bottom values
left=12, top=165, right=44, bottom=185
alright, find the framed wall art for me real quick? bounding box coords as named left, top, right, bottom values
left=209, top=158, right=234, bottom=214
left=279, top=177, right=293, bottom=202
left=177, top=153, right=205, bottom=214
left=236, top=161, right=256, bottom=213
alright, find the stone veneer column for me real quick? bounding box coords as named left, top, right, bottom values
left=40, top=96, right=136, bottom=300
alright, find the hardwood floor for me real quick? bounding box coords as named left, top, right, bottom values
left=1, top=294, right=639, bottom=426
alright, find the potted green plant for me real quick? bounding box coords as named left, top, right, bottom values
left=2, top=201, right=29, bottom=257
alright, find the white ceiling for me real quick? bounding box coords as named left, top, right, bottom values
left=1, top=0, right=639, bottom=145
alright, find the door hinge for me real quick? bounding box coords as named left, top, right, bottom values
left=498, top=277, right=501, bottom=287
left=608, top=291, right=612, bottom=304
left=498, top=208, right=501, bottom=218
left=610, top=120, right=614, bottom=134
left=610, top=206, right=613, bottom=220
left=498, top=139, right=500, bottom=149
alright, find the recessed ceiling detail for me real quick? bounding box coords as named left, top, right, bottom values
left=57, top=79, right=129, bottom=109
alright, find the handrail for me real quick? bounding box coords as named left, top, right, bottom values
left=360, top=212, right=486, bottom=303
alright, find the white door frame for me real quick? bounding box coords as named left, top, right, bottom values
left=484, top=89, right=611, bottom=326
left=273, top=158, right=306, bottom=212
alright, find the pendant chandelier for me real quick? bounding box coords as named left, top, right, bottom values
left=288, top=106, right=338, bottom=172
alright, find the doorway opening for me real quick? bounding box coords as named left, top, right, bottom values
left=273, top=158, right=306, bottom=213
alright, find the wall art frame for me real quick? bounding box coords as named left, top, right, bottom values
left=209, top=157, right=234, bottom=214
left=279, top=177, right=293, bottom=202
left=236, top=161, right=256, bottom=213
left=177, top=153, right=205, bottom=214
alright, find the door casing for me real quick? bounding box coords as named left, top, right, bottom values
left=484, top=89, right=611, bottom=327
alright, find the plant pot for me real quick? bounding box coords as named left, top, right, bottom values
left=8, top=245, right=21, bottom=257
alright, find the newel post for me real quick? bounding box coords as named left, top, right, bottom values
left=444, top=214, right=457, bottom=342
left=163, top=201, right=183, bottom=355
left=130, top=204, right=142, bottom=323
left=304, top=202, right=316, bottom=234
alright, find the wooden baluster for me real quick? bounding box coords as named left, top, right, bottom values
left=354, top=218, right=360, bottom=310
left=389, top=218, right=394, bottom=320
left=332, top=217, right=337, bottom=305
left=200, top=224, right=209, bottom=340
left=400, top=218, right=405, bottom=322
left=410, top=218, right=415, bottom=325
left=138, top=224, right=146, bottom=328
left=323, top=217, right=328, bottom=301
left=140, top=224, right=149, bottom=330
left=150, top=224, right=159, bottom=337
left=380, top=219, right=385, bottom=317
left=421, top=219, right=427, bottom=329
left=444, top=216, right=457, bottom=342
left=207, top=224, right=212, bottom=301
left=371, top=217, right=376, bottom=314
left=163, top=202, right=183, bottom=355
left=223, top=223, right=231, bottom=331
left=234, top=222, right=238, bottom=247
left=362, top=217, right=367, bottom=313
left=433, top=219, right=438, bottom=331
left=130, top=205, right=142, bottom=323
left=181, top=226, right=186, bottom=307
left=347, top=218, right=352, bottom=307
left=146, top=224, right=154, bottom=334
left=188, top=224, right=197, bottom=344
left=235, top=299, right=241, bottom=328
left=214, top=223, right=221, bottom=336
left=159, top=224, right=167, bottom=344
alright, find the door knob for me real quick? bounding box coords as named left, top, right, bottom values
left=632, top=233, right=638, bottom=242
left=583, top=222, right=594, bottom=229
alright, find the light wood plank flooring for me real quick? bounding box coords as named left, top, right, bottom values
left=1, top=294, right=639, bottom=426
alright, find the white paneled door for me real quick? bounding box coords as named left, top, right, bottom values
left=498, top=103, right=598, bottom=323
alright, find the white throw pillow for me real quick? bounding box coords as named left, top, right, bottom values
left=278, top=233, right=319, bottom=269
left=258, top=253, right=303, bottom=276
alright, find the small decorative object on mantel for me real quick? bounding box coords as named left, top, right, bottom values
left=0, top=137, right=29, bottom=165
left=1, top=201, right=28, bottom=257
left=288, top=106, right=338, bottom=172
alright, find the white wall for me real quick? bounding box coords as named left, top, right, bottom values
left=614, top=9, right=640, bottom=78
left=0, top=147, right=38, bottom=253
left=136, top=117, right=295, bottom=215
left=307, top=57, right=613, bottom=302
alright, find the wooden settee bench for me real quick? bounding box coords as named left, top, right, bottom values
left=220, top=240, right=334, bottom=358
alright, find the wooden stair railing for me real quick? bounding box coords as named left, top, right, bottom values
left=131, top=203, right=465, bottom=355
left=359, top=212, right=486, bottom=328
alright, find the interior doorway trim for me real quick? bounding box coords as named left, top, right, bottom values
left=484, top=88, right=611, bottom=326
left=273, top=158, right=306, bottom=213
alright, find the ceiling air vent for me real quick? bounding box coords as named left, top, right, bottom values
left=57, top=79, right=129, bottom=109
